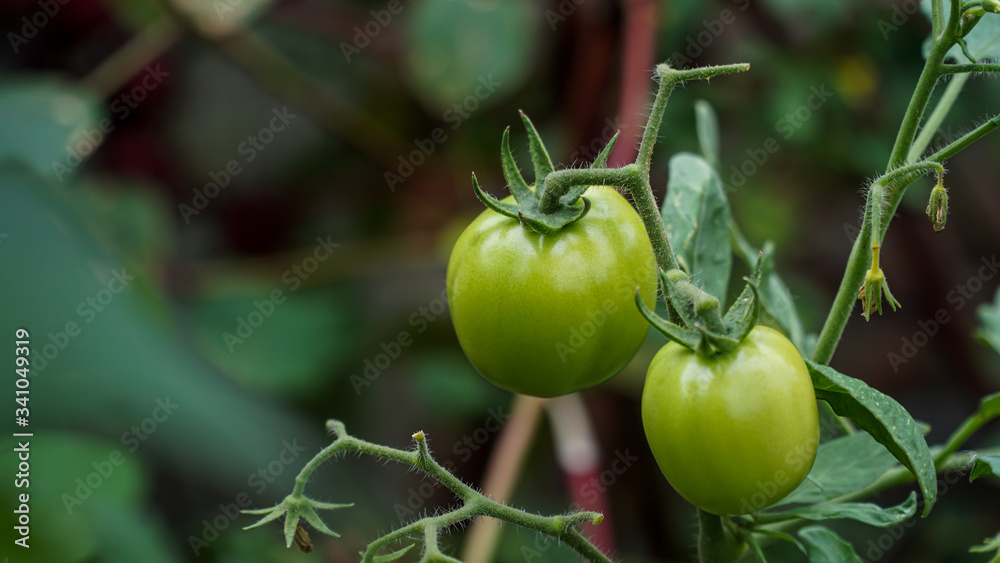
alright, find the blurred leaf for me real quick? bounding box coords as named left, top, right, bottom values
left=971, top=454, right=1000, bottom=482
left=193, top=285, right=357, bottom=398
left=970, top=531, right=1000, bottom=562
left=695, top=99, right=721, bottom=170
left=798, top=526, right=863, bottom=563
left=0, top=163, right=324, bottom=494
left=776, top=431, right=898, bottom=506
left=978, top=286, right=1000, bottom=355
left=806, top=360, right=937, bottom=516
left=0, top=433, right=149, bottom=563
left=76, top=178, right=174, bottom=269
left=662, top=152, right=733, bottom=301
left=87, top=500, right=180, bottom=563
left=0, top=78, right=101, bottom=182
left=411, top=351, right=507, bottom=418
left=921, top=1, right=1000, bottom=61
left=408, top=0, right=537, bottom=112
left=762, top=492, right=917, bottom=527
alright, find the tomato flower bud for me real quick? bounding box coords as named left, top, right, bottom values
left=926, top=178, right=948, bottom=232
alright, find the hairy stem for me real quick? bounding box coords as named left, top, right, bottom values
left=908, top=73, right=969, bottom=161
left=285, top=422, right=611, bottom=563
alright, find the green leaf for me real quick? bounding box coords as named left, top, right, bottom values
left=0, top=78, right=101, bottom=182
left=970, top=531, right=1000, bottom=563
left=662, top=153, right=733, bottom=301
left=369, top=544, right=416, bottom=563
left=921, top=0, right=1000, bottom=61
left=805, top=360, right=937, bottom=516
left=777, top=431, right=898, bottom=506
left=977, top=286, right=1000, bottom=356
left=694, top=100, right=721, bottom=170
left=971, top=454, right=1000, bottom=482
left=762, top=492, right=917, bottom=527
left=798, top=526, right=864, bottom=563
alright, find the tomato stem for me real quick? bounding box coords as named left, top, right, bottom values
left=256, top=420, right=613, bottom=562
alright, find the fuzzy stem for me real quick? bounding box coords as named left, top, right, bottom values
left=698, top=510, right=744, bottom=563
left=286, top=422, right=611, bottom=563
left=908, top=74, right=969, bottom=161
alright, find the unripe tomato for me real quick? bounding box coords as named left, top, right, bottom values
left=642, top=326, right=819, bottom=515
left=447, top=186, right=657, bottom=397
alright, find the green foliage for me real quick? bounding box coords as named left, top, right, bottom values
left=407, top=0, right=537, bottom=111
left=776, top=432, right=897, bottom=505
left=978, top=287, right=1000, bottom=355
left=661, top=152, right=733, bottom=301
left=805, top=360, right=937, bottom=516
left=921, top=0, right=1000, bottom=60
left=0, top=79, right=100, bottom=181
left=797, top=526, right=863, bottom=563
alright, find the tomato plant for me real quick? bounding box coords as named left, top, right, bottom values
left=446, top=184, right=657, bottom=398
left=642, top=325, right=819, bottom=516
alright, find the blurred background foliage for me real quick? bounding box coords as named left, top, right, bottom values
left=1, top=0, right=999, bottom=561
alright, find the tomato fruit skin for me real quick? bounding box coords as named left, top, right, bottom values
left=642, top=326, right=819, bottom=515
left=446, top=186, right=657, bottom=398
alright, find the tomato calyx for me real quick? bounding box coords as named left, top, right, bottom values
left=636, top=253, right=765, bottom=357
left=470, top=111, right=620, bottom=235
left=859, top=243, right=901, bottom=321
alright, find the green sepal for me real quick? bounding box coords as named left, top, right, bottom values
left=471, top=113, right=594, bottom=233
left=519, top=110, right=555, bottom=191
left=695, top=323, right=740, bottom=354
left=641, top=258, right=764, bottom=356
left=635, top=288, right=701, bottom=348
left=722, top=252, right=764, bottom=340
left=500, top=127, right=534, bottom=203
left=590, top=130, right=620, bottom=169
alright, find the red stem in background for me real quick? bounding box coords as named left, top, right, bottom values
left=608, top=0, right=659, bottom=167
left=548, top=394, right=616, bottom=558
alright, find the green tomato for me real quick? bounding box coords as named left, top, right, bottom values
left=446, top=185, right=657, bottom=397
left=642, top=325, right=819, bottom=515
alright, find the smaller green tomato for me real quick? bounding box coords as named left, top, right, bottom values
left=446, top=186, right=657, bottom=398
left=642, top=326, right=819, bottom=515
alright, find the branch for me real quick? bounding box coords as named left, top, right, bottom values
left=243, top=420, right=611, bottom=563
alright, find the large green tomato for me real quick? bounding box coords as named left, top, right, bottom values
left=642, top=326, right=819, bottom=515
left=447, top=186, right=657, bottom=397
